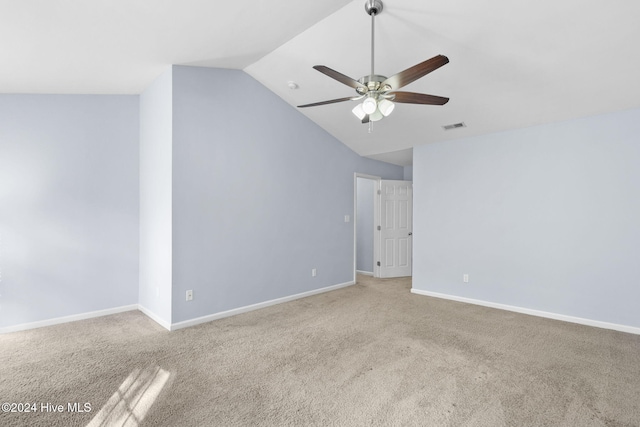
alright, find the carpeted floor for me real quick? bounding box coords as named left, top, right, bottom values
left=1, top=275, right=639, bottom=426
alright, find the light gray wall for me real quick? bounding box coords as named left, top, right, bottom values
left=403, top=166, right=413, bottom=181
left=413, top=108, right=640, bottom=328
left=139, top=68, right=173, bottom=325
left=0, top=95, right=139, bottom=329
left=356, top=177, right=375, bottom=273
left=170, top=65, right=403, bottom=323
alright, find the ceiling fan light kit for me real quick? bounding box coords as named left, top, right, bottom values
left=297, top=0, right=450, bottom=130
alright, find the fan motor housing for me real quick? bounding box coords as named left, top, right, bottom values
left=357, top=74, right=389, bottom=93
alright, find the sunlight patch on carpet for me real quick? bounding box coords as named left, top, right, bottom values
left=87, top=365, right=170, bottom=427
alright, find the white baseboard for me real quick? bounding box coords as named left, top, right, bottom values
left=356, top=270, right=374, bottom=276
left=411, top=288, right=640, bottom=336
left=0, top=305, right=139, bottom=334
left=170, top=280, right=356, bottom=331
left=1, top=281, right=357, bottom=334
left=137, top=305, right=172, bottom=331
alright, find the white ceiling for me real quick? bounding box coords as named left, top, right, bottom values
left=3, top=1, right=640, bottom=166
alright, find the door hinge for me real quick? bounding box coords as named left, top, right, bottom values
left=377, top=189, right=381, bottom=195
left=377, top=261, right=381, bottom=266
left=377, top=225, right=381, bottom=231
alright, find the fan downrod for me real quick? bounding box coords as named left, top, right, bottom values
left=365, top=0, right=383, bottom=16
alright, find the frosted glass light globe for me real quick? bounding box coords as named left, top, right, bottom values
left=352, top=103, right=366, bottom=120
left=370, top=109, right=383, bottom=122
left=378, top=99, right=395, bottom=116
left=362, top=97, right=378, bottom=115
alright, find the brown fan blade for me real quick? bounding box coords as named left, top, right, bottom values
left=313, top=66, right=367, bottom=91
left=391, top=92, right=449, bottom=105
left=297, top=96, right=355, bottom=108
left=362, top=115, right=370, bottom=124
left=382, top=55, right=449, bottom=91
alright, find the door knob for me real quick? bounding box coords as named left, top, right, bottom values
left=408, top=232, right=413, bottom=236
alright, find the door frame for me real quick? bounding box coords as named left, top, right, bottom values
left=353, top=173, right=381, bottom=282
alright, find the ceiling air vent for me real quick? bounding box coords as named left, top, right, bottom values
left=442, top=122, right=466, bottom=131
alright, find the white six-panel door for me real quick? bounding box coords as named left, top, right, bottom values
left=379, top=180, right=413, bottom=278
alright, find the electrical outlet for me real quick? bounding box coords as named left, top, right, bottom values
left=312, top=268, right=317, bottom=277
left=463, top=274, right=469, bottom=283
left=186, top=290, right=193, bottom=301
left=344, top=215, right=350, bottom=223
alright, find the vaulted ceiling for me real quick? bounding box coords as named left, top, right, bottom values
left=3, top=0, right=640, bottom=165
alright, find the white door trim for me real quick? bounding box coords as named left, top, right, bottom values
left=353, top=173, right=381, bottom=282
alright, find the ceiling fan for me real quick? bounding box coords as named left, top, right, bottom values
left=297, top=0, right=449, bottom=127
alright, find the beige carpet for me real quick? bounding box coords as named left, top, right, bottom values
left=1, top=275, right=639, bottom=426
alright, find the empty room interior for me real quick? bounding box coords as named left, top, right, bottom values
left=1, top=1, right=639, bottom=426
